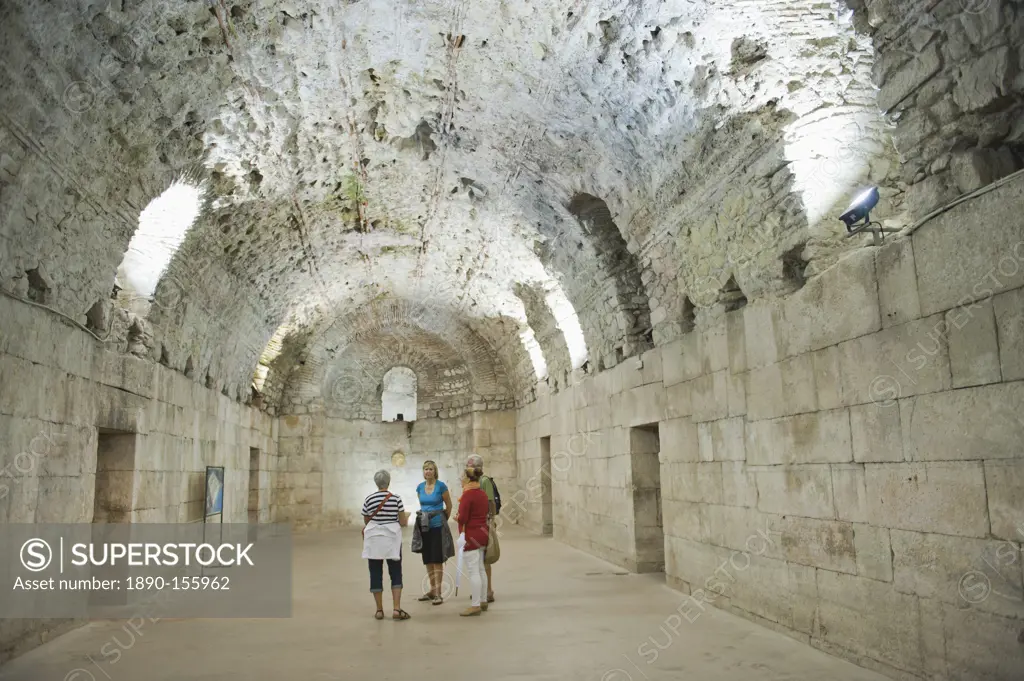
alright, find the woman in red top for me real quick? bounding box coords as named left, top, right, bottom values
left=457, top=461, right=491, bottom=617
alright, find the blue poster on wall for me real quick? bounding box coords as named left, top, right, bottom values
left=205, top=466, right=224, bottom=517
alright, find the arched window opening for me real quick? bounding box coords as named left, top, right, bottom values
left=522, top=326, right=548, bottom=380
left=117, top=180, right=205, bottom=307
left=567, top=192, right=652, bottom=355
left=546, top=286, right=588, bottom=369
left=253, top=323, right=292, bottom=393
left=382, top=366, right=417, bottom=422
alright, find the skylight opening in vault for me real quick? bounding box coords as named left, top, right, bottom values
left=119, top=180, right=205, bottom=299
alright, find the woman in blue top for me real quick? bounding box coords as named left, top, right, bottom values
left=416, top=460, right=452, bottom=605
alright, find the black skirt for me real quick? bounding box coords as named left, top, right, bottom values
left=420, top=525, right=445, bottom=564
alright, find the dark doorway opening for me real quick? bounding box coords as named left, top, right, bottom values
left=630, top=424, right=664, bottom=574
left=540, top=436, right=553, bottom=535
left=91, top=428, right=136, bottom=608
left=93, top=429, right=136, bottom=524
left=248, top=447, right=261, bottom=543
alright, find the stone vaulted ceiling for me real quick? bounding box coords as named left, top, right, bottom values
left=9, top=0, right=1016, bottom=409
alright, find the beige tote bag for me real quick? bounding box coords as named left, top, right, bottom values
left=485, top=517, right=500, bottom=564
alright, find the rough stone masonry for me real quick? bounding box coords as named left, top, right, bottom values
left=1, top=0, right=1023, bottom=677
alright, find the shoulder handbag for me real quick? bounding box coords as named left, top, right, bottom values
left=485, top=517, right=500, bottom=564
left=411, top=512, right=424, bottom=553
left=442, top=521, right=455, bottom=561
left=362, top=492, right=393, bottom=538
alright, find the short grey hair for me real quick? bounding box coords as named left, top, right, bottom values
left=466, top=454, right=484, bottom=469
left=373, top=469, right=391, bottom=489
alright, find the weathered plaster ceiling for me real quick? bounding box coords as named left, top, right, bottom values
left=0, top=0, right=903, bottom=404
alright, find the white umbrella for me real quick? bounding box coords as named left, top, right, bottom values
left=454, top=532, right=466, bottom=596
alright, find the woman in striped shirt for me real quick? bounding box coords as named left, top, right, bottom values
left=362, top=469, right=411, bottom=620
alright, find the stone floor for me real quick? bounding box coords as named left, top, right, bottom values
left=0, top=527, right=888, bottom=681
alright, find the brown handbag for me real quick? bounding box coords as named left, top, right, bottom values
left=362, top=492, right=393, bottom=538
left=485, top=517, right=500, bottom=564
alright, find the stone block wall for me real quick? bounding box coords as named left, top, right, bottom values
left=273, top=410, right=517, bottom=529
left=515, top=177, right=1024, bottom=679
left=470, top=409, right=519, bottom=509
left=512, top=387, right=552, bottom=536
left=0, top=295, right=275, bottom=665
left=516, top=366, right=654, bottom=569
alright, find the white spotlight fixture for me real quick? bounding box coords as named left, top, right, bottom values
left=839, top=187, right=898, bottom=245
left=839, top=187, right=879, bottom=233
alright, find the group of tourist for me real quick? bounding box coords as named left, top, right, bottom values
left=360, top=454, right=498, bottom=620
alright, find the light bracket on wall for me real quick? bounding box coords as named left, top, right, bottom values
left=844, top=220, right=901, bottom=246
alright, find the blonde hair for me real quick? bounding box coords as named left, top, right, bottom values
left=422, top=460, right=438, bottom=477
